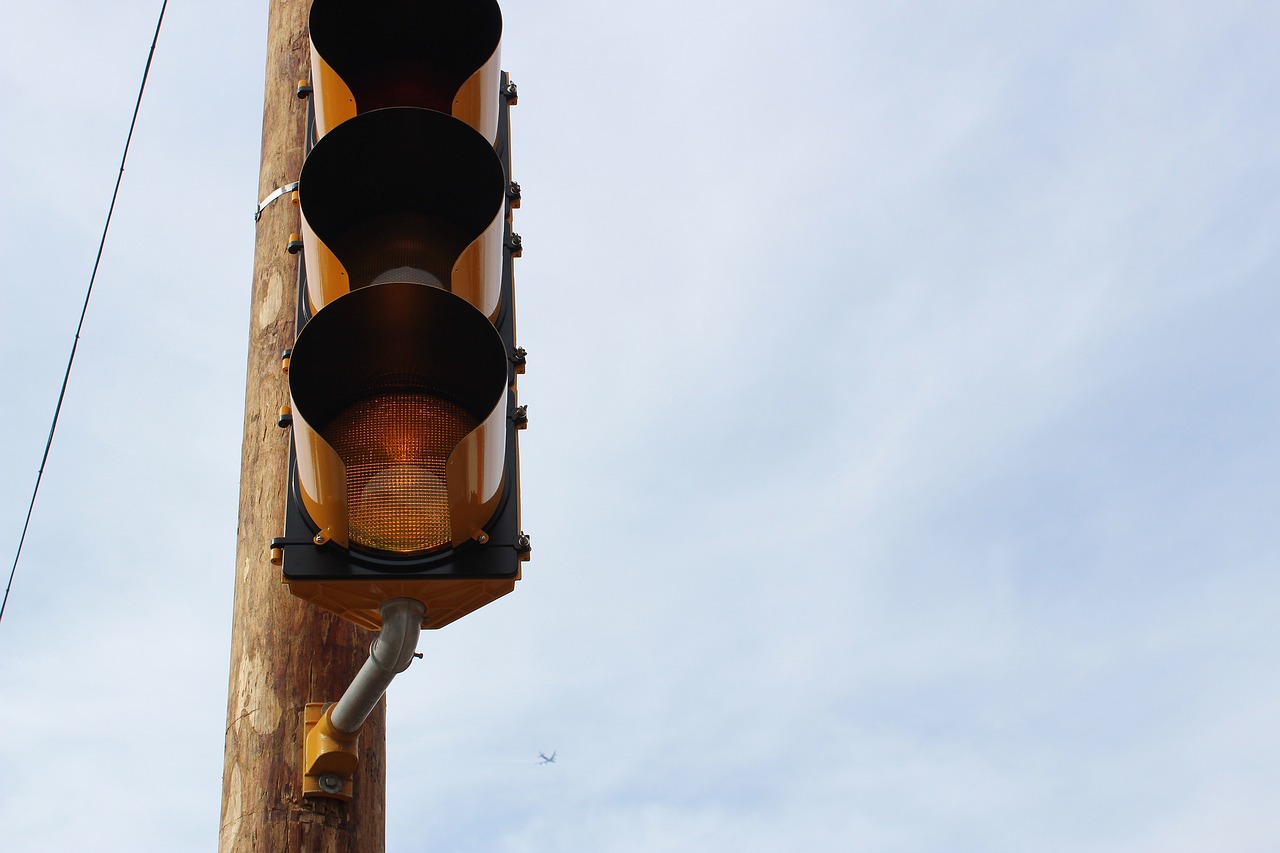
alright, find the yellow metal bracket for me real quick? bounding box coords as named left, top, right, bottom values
left=302, top=702, right=359, bottom=800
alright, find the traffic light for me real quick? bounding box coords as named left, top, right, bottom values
left=273, top=0, right=527, bottom=633
left=308, top=0, right=502, bottom=142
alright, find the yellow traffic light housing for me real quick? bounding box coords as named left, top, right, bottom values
left=288, top=282, right=508, bottom=554
left=308, top=0, right=502, bottom=142
left=297, top=107, right=507, bottom=320
left=275, top=0, right=526, bottom=634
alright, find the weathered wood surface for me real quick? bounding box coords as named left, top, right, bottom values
left=219, top=0, right=385, bottom=849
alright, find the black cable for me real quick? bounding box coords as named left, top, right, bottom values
left=1, top=0, right=170, bottom=627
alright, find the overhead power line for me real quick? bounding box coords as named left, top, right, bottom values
left=1, top=0, right=170, bottom=627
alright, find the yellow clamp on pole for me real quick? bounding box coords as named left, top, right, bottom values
left=302, top=702, right=359, bottom=800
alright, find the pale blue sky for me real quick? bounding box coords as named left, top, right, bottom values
left=2, top=1, right=1278, bottom=850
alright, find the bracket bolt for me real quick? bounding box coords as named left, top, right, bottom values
left=318, top=773, right=343, bottom=794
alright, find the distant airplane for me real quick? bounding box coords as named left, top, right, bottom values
left=538, top=751, right=557, bottom=765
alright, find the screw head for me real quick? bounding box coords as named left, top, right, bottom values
left=318, top=773, right=343, bottom=794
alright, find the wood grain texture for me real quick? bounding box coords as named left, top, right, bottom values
left=219, top=1, right=385, bottom=849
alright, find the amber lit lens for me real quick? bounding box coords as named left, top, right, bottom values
left=321, top=390, right=478, bottom=552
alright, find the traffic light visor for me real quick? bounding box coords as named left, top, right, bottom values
left=298, top=108, right=507, bottom=320
left=289, top=283, right=509, bottom=554
left=309, top=0, right=502, bottom=141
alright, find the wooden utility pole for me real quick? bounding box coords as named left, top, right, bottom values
left=219, top=0, right=385, bottom=849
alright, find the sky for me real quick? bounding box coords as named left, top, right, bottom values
left=2, top=0, right=1278, bottom=851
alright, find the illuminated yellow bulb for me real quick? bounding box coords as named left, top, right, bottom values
left=322, top=391, right=478, bottom=553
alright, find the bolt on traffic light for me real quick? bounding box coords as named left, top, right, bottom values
left=273, top=0, right=527, bottom=633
